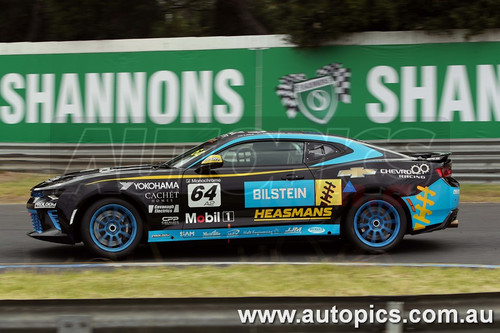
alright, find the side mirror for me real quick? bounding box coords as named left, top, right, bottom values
left=200, top=154, right=223, bottom=170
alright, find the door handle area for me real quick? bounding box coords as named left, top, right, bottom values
left=281, top=174, right=305, bottom=181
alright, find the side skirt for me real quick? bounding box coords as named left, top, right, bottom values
left=148, top=224, right=340, bottom=243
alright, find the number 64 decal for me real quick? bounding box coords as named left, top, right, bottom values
left=188, top=183, right=221, bottom=208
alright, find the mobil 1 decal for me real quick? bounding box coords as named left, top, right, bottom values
left=244, top=179, right=342, bottom=208
left=188, top=183, right=221, bottom=208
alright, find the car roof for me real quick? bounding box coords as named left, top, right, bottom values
left=211, top=130, right=353, bottom=145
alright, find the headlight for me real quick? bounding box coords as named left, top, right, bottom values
left=31, top=189, right=65, bottom=209
left=31, top=189, right=64, bottom=198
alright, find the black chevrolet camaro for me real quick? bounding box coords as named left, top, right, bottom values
left=27, top=131, right=460, bottom=259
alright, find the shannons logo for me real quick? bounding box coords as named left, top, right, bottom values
left=276, top=63, right=351, bottom=124
left=308, top=227, right=326, bottom=234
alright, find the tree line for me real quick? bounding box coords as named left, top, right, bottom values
left=1, top=0, right=498, bottom=46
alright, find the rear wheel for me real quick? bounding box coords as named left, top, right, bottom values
left=81, top=198, right=143, bottom=259
left=345, top=195, right=407, bottom=253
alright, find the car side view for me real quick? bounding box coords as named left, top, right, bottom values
left=27, top=131, right=460, bottom=259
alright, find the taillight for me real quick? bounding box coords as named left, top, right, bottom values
left=436, top=164, right=452, bottom=178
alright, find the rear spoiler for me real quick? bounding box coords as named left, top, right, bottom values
left=406, top=152, right=451, bottom=163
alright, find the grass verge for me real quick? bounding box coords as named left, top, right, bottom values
left=1, top=172, right=499, bottom=203
left=0, top=265, right=499, bottom=299
left=0, top=172, right=55, bottom=204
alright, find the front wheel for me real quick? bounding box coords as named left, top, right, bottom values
left=345, top=195, right=407, bottom=253
left=81, top=198, right=143, bottom=259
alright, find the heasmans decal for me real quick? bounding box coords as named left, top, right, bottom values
left=254, top=207, right=333, bottom=221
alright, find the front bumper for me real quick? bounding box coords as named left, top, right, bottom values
left=27, top=208, right=75, bottom=245
left=28, top=229, right=75, bottom=244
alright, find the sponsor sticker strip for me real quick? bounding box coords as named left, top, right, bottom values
left=148, top=224, right=340, bottom=242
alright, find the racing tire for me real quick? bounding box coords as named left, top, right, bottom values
left=81, top=198, right=143, bottom=259
left=345, top=195, right=407, bottom=253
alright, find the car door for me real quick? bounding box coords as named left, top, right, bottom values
left=303, top=140, right=355, bottom=214
left=181, top=140, right=316, bottom=238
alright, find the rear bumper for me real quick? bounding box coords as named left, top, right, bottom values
left=403, top=178, right=459, bottom=233
left=409, top=208, right=458, bottom=234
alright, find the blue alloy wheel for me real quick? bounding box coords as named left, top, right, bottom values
left=345, top=195, right=407, bottom=253
left=81, top=198, right=143, bottom=258
left=353, top=200, right=401, bottom=248
left=89, top=204, right=138, bottom=252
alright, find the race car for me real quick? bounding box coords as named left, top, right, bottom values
left=26, top=131, right=460, bottom=259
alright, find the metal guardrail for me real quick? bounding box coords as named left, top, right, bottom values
left=0, top=139, right=498, bottom=182
left=0, top=294, right=498, bottom=332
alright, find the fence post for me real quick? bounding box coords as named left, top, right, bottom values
left=386, top=301, right=404, bottom=333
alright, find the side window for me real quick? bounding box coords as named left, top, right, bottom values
left=305, top=142, right=351, bottom=163
left=219, top=141, right=305, bottom=168
left=219, top=142, right=256, bottom=167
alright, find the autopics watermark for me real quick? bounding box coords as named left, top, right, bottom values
left=237, top=305, right=494, bottom=328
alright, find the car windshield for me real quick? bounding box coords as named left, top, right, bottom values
left=165, top=139, right=219, bottom=169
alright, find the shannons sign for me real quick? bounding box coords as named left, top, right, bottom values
left=366, top=65, right=500, bottom=123
left=0, top=70, right=244, bottom=125
left=1, top=34, right=500, bottom=143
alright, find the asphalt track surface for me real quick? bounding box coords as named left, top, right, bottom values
left=0, top=203, right=498, bottom=265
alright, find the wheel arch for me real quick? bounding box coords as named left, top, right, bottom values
left=72, top=192, right=149, bottom=242
left=339, top=186, right=413, bottom=236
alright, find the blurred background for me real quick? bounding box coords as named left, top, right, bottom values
left=2, top=0, right=500, bottom=45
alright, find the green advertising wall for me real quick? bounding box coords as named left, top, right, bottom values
left=0, top=35, right=499, bottom=143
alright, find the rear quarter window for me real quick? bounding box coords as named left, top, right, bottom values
left=305, top=142, right=353, bottom=164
